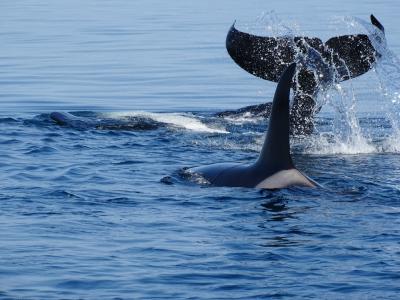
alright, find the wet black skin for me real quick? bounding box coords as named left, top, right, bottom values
left=190, top=63, right=316, bottom=189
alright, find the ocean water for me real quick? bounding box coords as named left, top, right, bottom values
left=1, top=1, right=400, bottom=299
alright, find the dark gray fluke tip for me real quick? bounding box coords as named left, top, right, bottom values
left=371, top=14, right=385, bottom=33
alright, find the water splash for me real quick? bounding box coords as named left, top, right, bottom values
left=251, top=13, right=400, bottom=154
left=313, top=83, right=377, bottom=154
left=104, top=111, right=228, bottom=134
left=310, top=16, right=383, bottom=154
left=365, top=30, right=400, bottom=151
left=243, top=13, right=377, bottom=154
left=180, top=168, right=211, bottom=186
left=299, top=133, right=377, bottom=155
left=244, top=10, right=300, bottom=37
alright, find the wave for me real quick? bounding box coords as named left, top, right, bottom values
left=103, top=111, right=228, bottom=133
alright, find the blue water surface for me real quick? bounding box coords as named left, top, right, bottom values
left=1, top=0, right=400, bottom=299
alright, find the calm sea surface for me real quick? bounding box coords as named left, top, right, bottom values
left=1, top=0, right=400, bottom=299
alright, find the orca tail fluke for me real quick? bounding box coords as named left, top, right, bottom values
left=225, top=23, right=323, bottom=83
left=324, top=15, right=385, bottom=81
left=256, top=63, right=296, bottom=170
left=226, top=15, right=384, bottom=83
left=324, top=34, right=375, bottom=81
left=225, top=15, right=385, bottom=135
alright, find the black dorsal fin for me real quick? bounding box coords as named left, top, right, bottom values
left=256, top=63, right=296, bottom=171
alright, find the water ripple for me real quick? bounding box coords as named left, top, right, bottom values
left=1, top=2, right=400, bottom=299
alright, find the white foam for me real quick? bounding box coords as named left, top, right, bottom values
left=301, top=134, right=377, bottom=155
left=382, top=133, right=400, bottom=153
left=104, top=111, right=228, bottom=134
left=222, top=114, right=263, bottom=125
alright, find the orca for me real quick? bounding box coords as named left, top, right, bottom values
left=50, top=112, right=91, bottom=127
left=219, top=14, right=385, bottom=135
left=189, top=63, right=317, bottom=189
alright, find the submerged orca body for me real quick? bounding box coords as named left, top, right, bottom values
left=50, top=112, right=92, bottom=128
left=190, top=64, right=317, bottom=189
left=219, top=15, right=385, bottom=134
left=49, top=112, right=161, bottom=130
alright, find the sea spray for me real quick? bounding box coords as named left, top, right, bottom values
left=104, top=111, right=228, bottom=134
left=254, top=13, right=376, bottom=154
left=358, top=16, right=400, bottom=152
